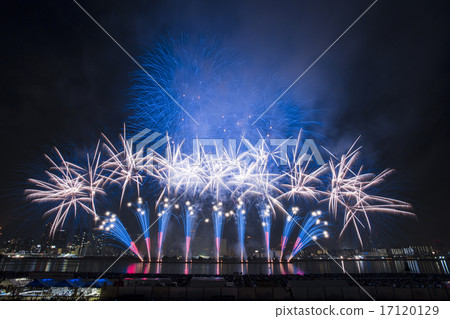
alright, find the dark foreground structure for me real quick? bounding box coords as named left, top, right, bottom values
left=1, top=271, right=449, bottom=301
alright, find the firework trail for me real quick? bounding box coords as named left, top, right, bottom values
left=177, top=201, right=201, bottom=262
left=26, top=148, right=101, bottom=236
left=234, top=198, right=247, bottom=262
left=257, top=202, right=273, bottom=262
left=156, top=198, right=173, bottom=261
left=85, top=141, right=107, bottom=215
left=280, top=206, right=301, bottom=260
left=288, top=210, right=329, bottom=262
left=98, top=211, right=143, bottom=261
left=212, top=202, right=225, bottom=261
left=213, top=204, right=235, bottom=261
left=127, top=197, right=151, bottom=261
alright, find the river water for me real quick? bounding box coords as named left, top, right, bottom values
left=1, top=258, right=449, bottom=275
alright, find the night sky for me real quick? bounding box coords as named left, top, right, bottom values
left=1, top=0, right=449, bottom=248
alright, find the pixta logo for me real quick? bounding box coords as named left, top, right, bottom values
left=193, top=138, right=325, bottom=166
left=129, top=129, right=325, bottom=166
left=128, top=128, right=171, bottom=156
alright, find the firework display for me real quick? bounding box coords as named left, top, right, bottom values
left=26, top=132, right=414, bottom=261
left=25, top=36, right=415, bottom=262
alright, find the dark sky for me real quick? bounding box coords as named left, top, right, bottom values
left=1, top=0, right=449, bottom=247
